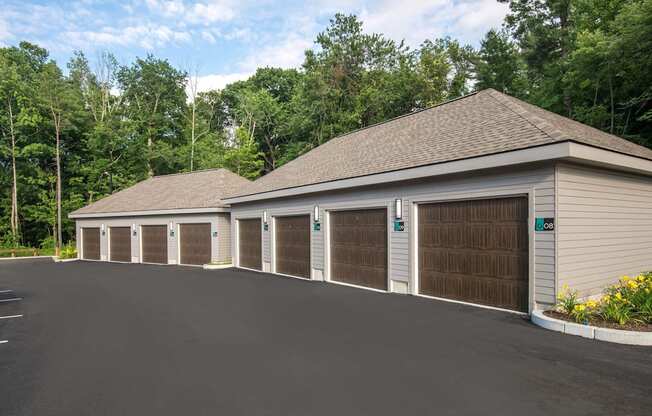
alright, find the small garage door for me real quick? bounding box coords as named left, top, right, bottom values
left=141, top=225, right=168, bottom=264
left=82, top=227, right=101, bottom=260
left=418, top=197, right=529, bottom=312
left=275, top=215, right=310, bottom=278
left=180, top=223, right=211, bottom=265
left=109, top=227, right=131, bottom=262
left=239, top=218, right=262, bottom=270
left=330, top=209, right=387, bottom=290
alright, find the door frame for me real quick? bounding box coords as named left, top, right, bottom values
left=410, top=187, right=535, bottom=315
left=271, top=213, right=313, bottom=280
left=235, top=216, right=264, bottom=272
left=139, top=224, right=169, bottom=266
left=324, top=204, right=391, bottom=293
left=108, top=226, right=131, bottom=263
left=177, top=222, right=213, bottom=267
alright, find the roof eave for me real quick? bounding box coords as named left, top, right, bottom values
left=223, top=141, right=652, bottom=204
left=69, top=206, right=230, bottom=219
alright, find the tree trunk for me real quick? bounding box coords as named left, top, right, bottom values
left=7, top=99, right=19, bottom=238
left=55, top=120, right=62, bottom=256
left=609, top=73, right=615, bottom=134
left=190, top=102, right=196, bottom=172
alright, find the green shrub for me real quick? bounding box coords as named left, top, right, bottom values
left=59, top=243, right=77, bottom=259
left=556, top=284, right=579, bottom=315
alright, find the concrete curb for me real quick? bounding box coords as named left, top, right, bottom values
left=53, top=257, right=79, bottom=263
left=0, top=256, right=54, bottom=261
left=531, top=310, right=652, bottom=346
left=203, top=263, right=233, bottom=270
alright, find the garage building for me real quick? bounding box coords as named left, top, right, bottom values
left=223, top=89, right=652, bottom=313
left=70, top=168, right=250, bottom=266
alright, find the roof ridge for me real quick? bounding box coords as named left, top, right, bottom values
left=482, top=89, right=569, bottom=141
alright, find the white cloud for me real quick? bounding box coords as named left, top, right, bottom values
left=62, top=24, right=192, bottom=49
left=144, top=0, right=236, bottom=24
left=240, top=32, right=312, bottom=71
left=191, top=71, right=253, bottom=94
left=0, top=15, right=12, bottom=44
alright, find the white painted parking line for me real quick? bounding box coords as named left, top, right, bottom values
left=0, top=290, right=13, bottom=293
left=0, top=314, right=22, bottom=320
left=0, top=340, right=7, bottom=344
left=0, top=297, right=22, bottom=303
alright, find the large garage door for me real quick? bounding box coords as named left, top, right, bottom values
left=82, top=227, right=100, bottom=260
left=276, top=215, right=310, bottom=278
left=418, top=197, right=529, bottom=312
left=330, top=209, right=387, bottom=290
left=239, top=218, right=262, bottom=270
left=109, top=227, right=131, bottom=262
left=180, top=223, right=211, bottom=265
left=141, top=225, right=168, bottom=264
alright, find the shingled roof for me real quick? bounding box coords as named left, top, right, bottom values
left=70, top=168, right=251, bottom=216
left=230, top=88, right=652, bottom=198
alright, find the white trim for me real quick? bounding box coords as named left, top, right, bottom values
left=272, top=271, right=313, bottom=282
left=411, top=190, right=534, bottom=314
left=327, top=279, right=389, bottom=294
left=70, top=207, right=230, bottom=219
left=417, top=293, right=528, bottom=316
left=324, top=205, right=390, bottom=293
left=224, top=142, right=652, bottom=204
left=225, top=143, right=572, bottom=203
left=271, top=212, right=313, bottom=281
left=237, top=265, right=265, bottom=274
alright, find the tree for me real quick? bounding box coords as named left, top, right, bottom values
left=118, top=55, right=187, bottom=177
left=475, top=29, right=527, bottom=96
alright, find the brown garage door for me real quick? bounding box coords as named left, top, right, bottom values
left=82, top=227, right=100, bottom=260
left=239, top=218, right=262, bottom=270
left=330, top=209, right=387, bottom=290
left=276, top=215, right=310, bottom=278
left=109, top=227, right=131, bottom=262
left=180, top=223, right=211, bottom=265
left=418, top=197, right=529, bottom=312
left=141, top=225, right=168, bottom=264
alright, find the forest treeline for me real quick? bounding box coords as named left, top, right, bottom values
left=1, top=0, right=651, bottom=251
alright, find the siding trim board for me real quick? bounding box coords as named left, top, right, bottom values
left=230, top=163, right=555, bottom=309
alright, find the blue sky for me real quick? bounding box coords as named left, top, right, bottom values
left=0, top=0, right=508, bottom=91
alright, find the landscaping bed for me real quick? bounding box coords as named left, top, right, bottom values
left=548, top=273, right=652, bottom=333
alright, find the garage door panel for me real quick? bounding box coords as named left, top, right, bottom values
left=109, top=227, right=131, bottom=262
left=239, top=219, right=262, bottom=270
left=82, top=228, right=100, bottom=260
left=419, top=197, right=529, bottom=312
left=330, top=209, right=387, bottom=290
left=180, top=223, right=211, bottom=265
left=276, top=215, right=310, bottom=278
left=141, top=225, right=168, bottom=264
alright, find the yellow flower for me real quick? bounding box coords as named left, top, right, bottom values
left=637, top=275, right=645, bottom=282
left=621, top=275, right=631, bottom=282
left=574, top=304, right=586, bottom=312
left=615, top=292, right=623, bottom=300
left=585, top=300, right=598, bottom=308
left=627, top=280, right=639, bottom=289
left=602, top=295, right=611, bottom=303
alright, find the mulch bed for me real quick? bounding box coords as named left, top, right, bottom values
left=543, top=310, right=652, bottom=332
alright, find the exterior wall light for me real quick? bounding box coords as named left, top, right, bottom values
left=395, top=198, right=403, bottom=220
left=132, top=224, right=137, bottom=236
left=169, top=221, right=175, bottom=237
left=313, top=205, right=320, bottom=222
left=101, top=224, right=106, bottom=236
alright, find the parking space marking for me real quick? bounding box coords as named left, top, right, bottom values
left=0, top=340, right=7, bottom=344
left=0, top=297, right=22, bottom=303
left=0, top=290, right=13, bottom=293
left=0, top=314, right=22, bottom=320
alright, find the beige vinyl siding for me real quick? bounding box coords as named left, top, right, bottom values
left=216, top=213, right=232, bottom=263
left=557, top=163, right=652, bottom=297
left=231, top=162, right=556, bottom=306
left=76, top=213, right=227, bottom=264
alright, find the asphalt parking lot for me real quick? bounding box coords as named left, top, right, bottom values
left=0, top=259, right=650, bottom=415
